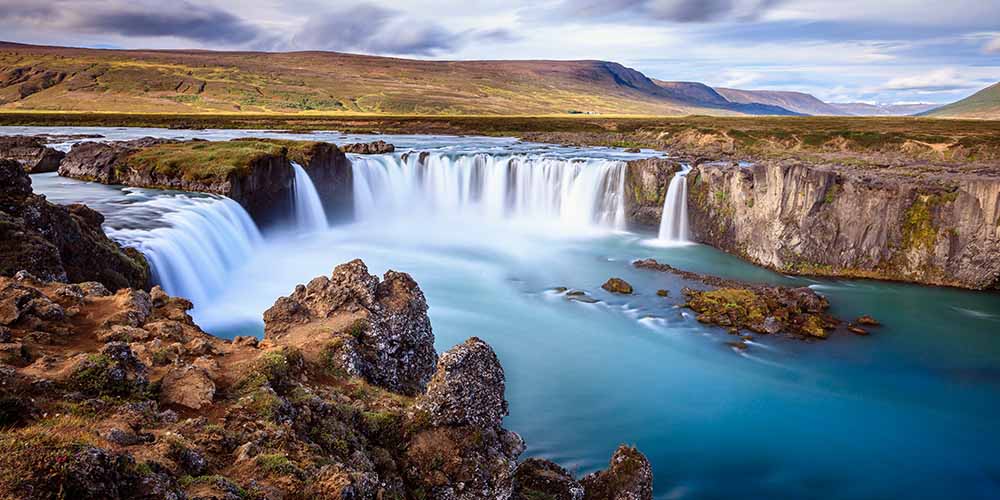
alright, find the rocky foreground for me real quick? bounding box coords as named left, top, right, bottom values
left=0, top=260, right=652, bottom=499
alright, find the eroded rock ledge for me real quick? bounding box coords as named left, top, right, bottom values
left=0, top=259, right=653, bottom=499
left=0, top=135, right=65, bottom=173
left=58, top=138, right=353, bottom=223
left=0, top=159, right=149, bottom=290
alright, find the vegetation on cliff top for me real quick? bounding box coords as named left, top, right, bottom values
left=121, top=139, right=328, bottom=182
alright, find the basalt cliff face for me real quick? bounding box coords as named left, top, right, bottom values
left=0, top=259, right=653, bottom=500
left=58, top=138, right=353, bottom=225
left=624, top=157, right=681, bottom=228
left=686, top=161, right=1000, bottom=290
left=0, top=159, right=149, bottom=291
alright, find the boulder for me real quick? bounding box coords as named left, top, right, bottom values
left=263, top=259, right=437, bottom=395
left=0, top=136, right=64, bottom=173
left=602, top=278, right=634, bottom=295
left=513, top=458, right=585, bottom=500
left=581, top=445, right=654, bottom=500
left=0, top=160, right=150, bottom=290
left=415, top=337, right=508, bottom=428
left=341, top=140, right=395, bottom=155
left=159, top=365, right=215, bottom=410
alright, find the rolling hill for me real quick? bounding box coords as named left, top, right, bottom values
left=0, top=41, right=796, bottom=116
left=715, top=88, right=848, bottom=116
left=922, top=83, right=1000, bottom=119
left=829, top=102, right=938, bottom=116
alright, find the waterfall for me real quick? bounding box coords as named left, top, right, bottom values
left=291, top=162, right=328, bottom=231
left=658, top=166, right=690, bottom=242
left=106, top=196, right=262, bottom=306
left=350, top=153, right=627, bottom=229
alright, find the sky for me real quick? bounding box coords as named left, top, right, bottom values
left=1, top=0, right=997, bottom=104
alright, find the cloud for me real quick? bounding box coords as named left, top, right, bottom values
left=0, top=0, right=263, bottom=45
left=542, top=0, right=782, bottom=23
left=879, top=69, right=975, bottom=92
left=292, top=3, right=512, bottom=56
left=986, top=37, right=1000, bottom=53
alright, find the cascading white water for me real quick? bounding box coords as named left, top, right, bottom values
left=351, top=153, right=627, bottom=229
left=658, top=166, right=690, bottom=242
left=291, top=162, right=328, bottom=231
left=106, top=196, right=262, bottom=306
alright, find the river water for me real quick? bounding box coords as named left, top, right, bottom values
left=13, top=127, right=1000, bottom=499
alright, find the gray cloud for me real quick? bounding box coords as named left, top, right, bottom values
left=542, top=0, right=781, bottom=23
left=0, top=0, right=263, bottom=45
left=292, top=3, right=513, bottom=56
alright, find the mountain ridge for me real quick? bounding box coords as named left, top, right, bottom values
left=921, top=83, right=1000, bottom=119
left=0, top=41, right=771, bottom=116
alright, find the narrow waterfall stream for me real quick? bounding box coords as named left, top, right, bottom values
left=291, top=162, right=328, bottom=231
left=657, top=166, right=690, bottom=242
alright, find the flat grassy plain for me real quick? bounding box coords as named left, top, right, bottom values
left=4, top=112, right=998, bottom=167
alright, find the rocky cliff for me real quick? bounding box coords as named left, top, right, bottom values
left=59, top=138, right=353, bottom=225
left=686, top=160, right=1000, bottom=290
left=0, top=135, right=64, bottom=173
left=0, top=259, right=653, bottom=499
left=624, top=157, right=681, bottom=228
left=0, top=159, right=149, bottom=290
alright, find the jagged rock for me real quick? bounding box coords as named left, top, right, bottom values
left=856, top=315, right=880, bottom=326
left=416, top=337, right=508, bottom=428
left=602, top=278, right=634, bottom=295
left=0, top=159, right=150, bottom=290
left=263, top=259, right=437, bottom=396
left=63, top=446, right=140, bottom=499
left=103, top=288, right=153, bottom=328
left=581, top=445, right=654, bottom=500
left=69, top=342, right=149, bottom=397
left=0, top=135, right=64, bottom=173
left=341, top=140, right=395, bottom=154
left=160, top=365, right=216, bottom=410
left=513, top=458, right=585, bottom=500
left=405, top=425, right=524, bottom=500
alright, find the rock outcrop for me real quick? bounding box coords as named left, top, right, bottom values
left=624, top=157, right=681, bottom=228
left=635, top=258, right=840, bottom=340
left=60, top=138, right=353, bottom=224
left=0, top=159, right=150, bottom=290
left=0, top=135, right=64, bottom=173
left=0, top=260, right=654, bottom=500
left=513, top=458, right=585, bottom=500
left=580, top=445, right=654, bottom=500
left=341, top=140, right=395, bottom=154
left=263, top=259, right=437, bottom=396
left=58, top=137, right=176, bottom=183
left=686, top=160, right=1000, bottom=290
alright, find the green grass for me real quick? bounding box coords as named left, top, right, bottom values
left=123, top=141, right=286, bottom=181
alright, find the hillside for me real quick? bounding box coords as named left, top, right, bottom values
left=653, top=81, right=799, bottom=115
left=922, top=83, right=1000, bottom=119
left=0, top=41, right=766, bottom=116
left=716, top=88, right=847, bottom=116
left=830, top=102, right=937, bottom=116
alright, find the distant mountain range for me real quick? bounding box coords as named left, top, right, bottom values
left=0, top=41, right=993, bottom=118
left=829, top=102, right=939, bottom=116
